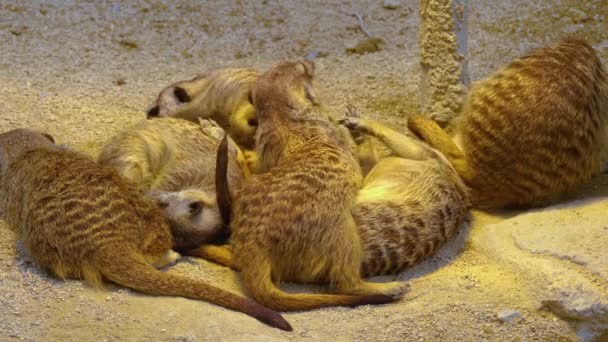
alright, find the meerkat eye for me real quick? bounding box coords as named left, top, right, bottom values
left=157, top=201, right=168, bottom=209
left=248, top=118, right=258, bottom=127
left=173, top=87, right=192, bottom=103
left=189, top=201, right=203, bottom=215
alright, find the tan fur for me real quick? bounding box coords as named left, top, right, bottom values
left=198, top=111, right=471, bottom=278
left=147, top=68, right=259, bottom=149
left=226, top=60, right=408, bottom=312
left=98, top=117, right=248, bottom=250
left=338, top=109, right=470, bottom=277
left=0, top=129, right=291, bottom=331
left=409, top=39, right=608, bottom=209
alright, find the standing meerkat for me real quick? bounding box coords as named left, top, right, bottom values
left=98, top=117, right=249, bottom=251
left=0, top=129, right=291, bottom=331
left=147, top=68, right=259, bottom=150
left=408, top=39, right=608, bottom=209
left=338, top=108, right=470, bottom=276
left=211, top=60, right=409, bottom=312
left=200, top=107, right=470, bottom=277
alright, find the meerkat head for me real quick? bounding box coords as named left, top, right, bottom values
left=252, top=60, right=319, bottom=120
left=146, top=84, right=192, bottom=119
left=147, top=189, right=225, bottom=252
left=0, top=129, right=56, bottom=173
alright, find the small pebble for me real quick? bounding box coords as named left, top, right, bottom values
left=383, top=0, right=402, bottom=10
left=497, top=309, right=521, bottom=322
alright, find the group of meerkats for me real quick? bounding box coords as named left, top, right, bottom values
left=0, top=38, right=606, bottom=331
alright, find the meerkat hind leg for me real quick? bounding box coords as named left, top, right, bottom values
left=187, top=245, right=239, bottom=270
left=330, top=217, right=409, bottom=298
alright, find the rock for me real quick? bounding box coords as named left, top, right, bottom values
left=567, top=8, right=590, bottom=24
left=345, top=38, right=384, bottom=55
left=497, top=310, right=520, bottom=323
left=383, top=0, right=401, bottom=10
left=472, top=198, right=608, bottom=340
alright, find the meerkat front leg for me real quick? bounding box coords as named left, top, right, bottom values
left=337, top=106, right=379, bottom=175
left=340, top=115, right=433, bottom=161
left=199, top=118, right=226, bottom=140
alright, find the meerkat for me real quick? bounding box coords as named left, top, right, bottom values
left=337, top=108, right=470, bottom=276
left=147, top=68, right=260, bottom=150
left=0, top=129, right=291, bottom=331
left=98, top=117, right=249, bottom=251
left=408, top=39, right=608, bottom=209
left=198, top=107, right=470, bottom=277
left=203, top=60, right=409, bottom=312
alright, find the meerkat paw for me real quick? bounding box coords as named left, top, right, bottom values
left=343, top=280, right=410, bottom=299
left=243, top=150, right=259, bottom=174
left=198, top=118, right=225, bottom=140
left=339, top=116, right=374, bottom=135
left=381, top=281, right=411, bottom=298
left=147, top=250, right=181, bottom=269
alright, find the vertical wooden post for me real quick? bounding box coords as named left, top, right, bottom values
left=419, top=0, right=469, bottom=125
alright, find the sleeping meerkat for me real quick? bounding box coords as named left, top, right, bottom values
left=0, top=129, right=291, bottom=331
left=98, top=117, right=249, bottom=251
left=202, top=60, right=409, bottom=312
left=196, top=107, right=471, bottom=277
left=338, top=107, right=470, bottom=276
left=147, top=68, right=260, bottom=150
left=408, top=39, right=608, bottom=209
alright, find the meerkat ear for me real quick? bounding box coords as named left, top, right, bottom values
left=147, top=105, right=160, bottom=118
left=173, top=86, right=192, bottom=103
left=41, top=133, right=55, bottom=143
left=304, top=83, right=318, bottom=105
left=300, top=60, right=315, bottom=78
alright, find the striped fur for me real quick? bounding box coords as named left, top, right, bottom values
left=338, top=112, right=470, bottom=277
left=0, top=129, right=291, bottom=331
left=409, top=39, right=608, bottom=209
left=98, top=117, right=248, bottom=250
left=224, top=61, right=409, bottom=312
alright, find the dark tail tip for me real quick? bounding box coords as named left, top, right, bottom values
left=249, top=303, right=293, bottom=331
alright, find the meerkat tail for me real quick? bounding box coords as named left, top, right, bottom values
left=241, top=255, right=396, bottom=312
left=188, top=245, right=239, bottom=271
left=407, top=115, right=475, bottom=182
left=215, top=133, right=232, bottom=238
left=98, top=252, right=292, bottom=331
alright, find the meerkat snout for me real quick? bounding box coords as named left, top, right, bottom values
left=146, top=105, right=160, bottom=118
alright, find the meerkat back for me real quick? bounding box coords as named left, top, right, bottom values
left=356, top=155, right=470, bottom=276
left=0, top=129, right=290, bottom=331
left=411, top=39, right=608, bottom=209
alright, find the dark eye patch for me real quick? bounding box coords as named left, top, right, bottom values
left=248, top=118, right=258, bottom=127
left=189, top=201, right=203, bottom=214
left=174, top=87, right=192, bottom=103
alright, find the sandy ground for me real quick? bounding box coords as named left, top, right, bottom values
left=0, top=1, right=607, bottom=341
